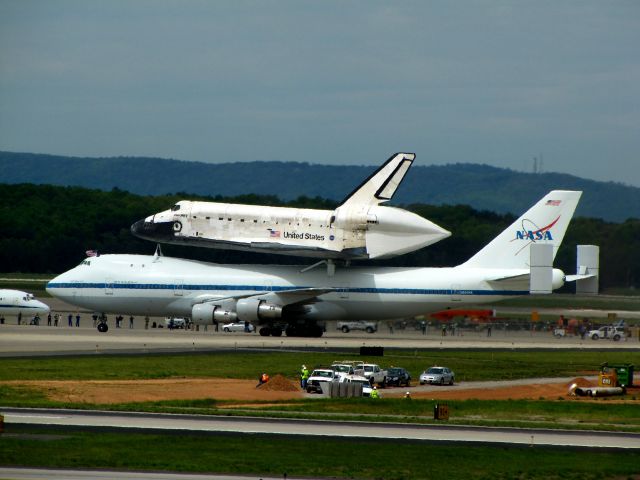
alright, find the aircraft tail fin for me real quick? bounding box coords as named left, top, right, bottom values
left=461, top=190, right=582, bottom=269
left=338, top=152, right=415, bottom=207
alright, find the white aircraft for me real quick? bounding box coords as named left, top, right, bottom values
left=47, top=190, right=583, bottom=336
left=0, top=289, right=50, bottom=319
left=131, top=153, right=451, bottom=260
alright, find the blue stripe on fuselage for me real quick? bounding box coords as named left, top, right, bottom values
left=46, top=282, right=527, bottom=296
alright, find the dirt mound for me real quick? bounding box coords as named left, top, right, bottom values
left=568, top=377, right=596, bottom=388
left=258, top=374, right=299, bottom=392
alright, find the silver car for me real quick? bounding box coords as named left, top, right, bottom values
left=419, top=366, right=454, bottom=385
left=222, top=321, right=255, bottom=333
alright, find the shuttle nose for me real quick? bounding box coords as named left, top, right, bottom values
left=130, top=218, right=176, bottom=242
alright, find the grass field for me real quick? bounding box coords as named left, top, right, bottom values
left=2, top=424, right=639, bottom=480
left=1, top=350, right=639, bottom=432
left=2, top=349, right=638, bottom=382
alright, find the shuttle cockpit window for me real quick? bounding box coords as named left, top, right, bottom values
left=78, top=260, right=92, bottom=267
left=171, top=204, right=181, bottom=212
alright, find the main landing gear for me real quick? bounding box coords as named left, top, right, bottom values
left=258, top=323, right=324, bottom=338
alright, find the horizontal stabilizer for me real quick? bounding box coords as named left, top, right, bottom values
left=565, top=274, right=597, bottom=282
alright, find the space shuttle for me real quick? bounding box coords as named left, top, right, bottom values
left=131, top=153, right=451, bottom=260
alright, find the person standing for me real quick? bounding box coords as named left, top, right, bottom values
left=370, top=386, right=380, bottom=399
left=75, top=314, right=80, bottom=327
left=68, top=313, right=73, bottom=327
left=17, top=312, right=22, bottom=325
left=129, top=316, right=134, bottom=329
left=47, top=313, right=52, bottom=326
left=54, top=313, right=59, bottom=326
left=300, top=365, right=310, bottom=389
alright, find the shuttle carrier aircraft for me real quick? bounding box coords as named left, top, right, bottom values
left=131, top=153, right=451, bottom=260
left=48, top=191, right=582, bottom=337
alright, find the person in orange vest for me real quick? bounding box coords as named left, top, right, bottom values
left=256, top=372, right=270, bottom=388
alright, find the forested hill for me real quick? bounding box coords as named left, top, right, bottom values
left=1, top=151, right=639, bottom=222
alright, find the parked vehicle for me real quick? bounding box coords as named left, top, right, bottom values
left=354, top=363, right=387, bottom=386
left=588, top=326, right=625, bottom=341
left=164, top=317, right=187, bottom=329
left=337, top=320, right=377, bottom=333
left=331, top=362, right=358, bottom=379
left=306, top=368, right=339, bottom=394
left=384, top=367, right=411, bottom=387
left=339, top=374, right=373, bottom=396
left=222, top=321, right=255, bottom=333
left=419, top=366, right=455, bottom=385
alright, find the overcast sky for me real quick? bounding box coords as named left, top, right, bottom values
left=1, top=1, right=639, bottom=186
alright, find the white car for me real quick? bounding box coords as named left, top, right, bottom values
left=222, top=321, right=255, bottom=333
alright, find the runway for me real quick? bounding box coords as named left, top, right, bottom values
left=3, top=408, right=639, bottom=449
left=2, top=323, right=639, bottom=357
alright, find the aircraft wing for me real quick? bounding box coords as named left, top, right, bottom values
left=194, top=287, right=334, bottom=307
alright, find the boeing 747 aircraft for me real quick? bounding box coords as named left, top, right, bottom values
left=0, top=289, right=50, bottom=319
left=131, top=153, right=451, bottom=260
left=48, top=191, right=582, bottom=336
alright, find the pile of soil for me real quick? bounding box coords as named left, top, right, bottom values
left=567, top=377, right=596, bottom=388
left=258, top=374, right=299, bottom=392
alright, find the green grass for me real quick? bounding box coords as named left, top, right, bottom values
left=1, top=424, right=639, bottom=480
left=1, top=349, right=638, bottom=383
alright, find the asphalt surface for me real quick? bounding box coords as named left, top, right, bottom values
left=0, top=467, right=289, bottom=480
left=3, top=408, right=639, bottom=449
left=2, top=322, right=639, bottom=357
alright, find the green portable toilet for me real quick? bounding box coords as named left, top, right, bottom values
left=602, top=363, right=634, bottom=387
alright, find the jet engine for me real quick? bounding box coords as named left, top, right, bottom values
left=191, top=303, right=237, bottom=325
left=236, top=298, right=283, bottom=322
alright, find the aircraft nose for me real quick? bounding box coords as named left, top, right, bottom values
left=130, top=218, right=176, bottom=241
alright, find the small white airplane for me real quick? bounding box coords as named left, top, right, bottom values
left=131, top=153, right=451, bottom=260
left=0, top=289, right=50, bottom=319
left=48, top=190, right=586, bottom=336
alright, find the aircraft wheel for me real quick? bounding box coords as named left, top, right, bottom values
left=366, top=326, right=374, bottom=334
left=97, top=323, right=108, bottom=333
left=259, top=327, right=270, bottom=336
left=271, top=328, right=283, bottom=337
left=341, top=326, right=349, bottom=333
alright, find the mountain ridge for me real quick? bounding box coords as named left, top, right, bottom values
left=1, top=151, right=638, bottom=222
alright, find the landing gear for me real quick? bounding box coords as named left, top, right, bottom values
left=259, top=322, right=324, bottom=337
left=285, top=323, right=323, bottom=338
left=96, top=314, right=108, bottom=333
left=259, top=325, right=283, bottom=337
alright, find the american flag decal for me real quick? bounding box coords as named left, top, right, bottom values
left=268, top=229, right=280, bottom=238
left=546, top=200, right=561, bottom=206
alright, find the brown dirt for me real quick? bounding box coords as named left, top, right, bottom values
left=3, top=377, right=637, bottom=404
left=3, top=378, right=304, bottom=404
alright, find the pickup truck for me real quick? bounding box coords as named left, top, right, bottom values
left=306, top=368, right=339, bottom=394
left=336, top=320, right=377, bottom=333
left=354, top=363, right=387, bottom=386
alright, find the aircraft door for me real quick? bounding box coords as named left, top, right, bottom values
left=174, top=279, right=184, bottom=296
left=450, top=284, right=462, bottom=302
left=105, top=279, right=114, bottom=296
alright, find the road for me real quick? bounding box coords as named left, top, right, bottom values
left=3, top=408, right=639, bottom=449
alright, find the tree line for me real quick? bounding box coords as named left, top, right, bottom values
left=0, top=183, right=637, bottom=291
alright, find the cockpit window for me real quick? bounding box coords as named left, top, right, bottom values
left=171, top=204, right=181, bottom=211
left=78, top=260, right=92, bottom=267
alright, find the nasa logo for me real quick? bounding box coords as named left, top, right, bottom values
left=329, top=235, right=335, bottom=241
left=515, top=230, right=553, bottom=241
left=514, top=216, right=560, bottom=242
